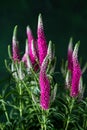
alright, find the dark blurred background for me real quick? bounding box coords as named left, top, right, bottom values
left=0, top=0, right=87, bottom=82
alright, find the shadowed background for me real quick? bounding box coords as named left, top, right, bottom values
left=0, top=0, right=87, bottom=85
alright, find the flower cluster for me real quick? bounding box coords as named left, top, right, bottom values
left=11, top=14, right=55, bottom=110
left=67, top=39, right=82, bottom=97
left=11, top=13, right=85, bottom=109
left=12, top=14, right=84, bottom=110
left=1, top=13, right=87, bottom=130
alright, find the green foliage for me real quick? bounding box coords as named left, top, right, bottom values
left=0, top=35, right=87, bottom=130
left=0, top=55, right=87, bottom=130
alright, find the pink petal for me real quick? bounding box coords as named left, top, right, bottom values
left=37, top=14, right=47, bottom=66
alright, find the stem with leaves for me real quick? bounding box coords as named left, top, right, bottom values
left=40, top=109, right=49, bottom=130
left=1, top=99, right=10, bottom=123
left=64, top=97, right=75, bottom=130
left=19, top=82, right=22, bottom=118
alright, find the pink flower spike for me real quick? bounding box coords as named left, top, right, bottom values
left=27, top=26, right=38, bottom=69
left=12, top=25, right=20, bottom=61
left=39, top=56, right=50, bottom=110
left=70, top=42, right=82, bottom=97
left=37, top=14, right=47, bottom=66
left=27, top=26, right=35, bottom=62
left=22, top=39, right=29, bottom=66
left=27, top=25, right=34, bottom=51
left=68, top=37, right=73, bottom=72
left=22, top=40, right=33, bottom=72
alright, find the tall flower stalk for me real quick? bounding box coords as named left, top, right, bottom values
left=67, top=40, right=82, bottom=97
left=27, top=26, right=38, bottom=69
left=64, top=41, right=83, bottom=130
left=12, top=25, right=20, bottom=61
left=70, top=42, right=82, bottom=97
left=37, top=14, right=47, bottom=66
left=39, top=55, right=50, bottom=110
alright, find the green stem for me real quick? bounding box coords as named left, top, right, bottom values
left=18, top=82, right=25, bottom=130
left=41, top=110, right=48, bottom=130
left=65, top=117, right=69, bottom=130
left=21, top=76, right=47, bottom=130
left=2, top=100, right=10, bottom=122
left=30, top=68, right=38, bottom=83
left=21, top=80, right=41, bottom=125
left=21, top=80, right=30, bottom=95
left=19, top=83, right=22, bottom=118
left=44, top=124, right=46, bottom=130
left=43, top=117, right=46, bottom=130
left=83, top=115, right=87, bottom=129
left=64, top=98, right=75, bottom=130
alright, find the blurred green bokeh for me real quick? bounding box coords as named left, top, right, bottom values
left=0, top=0, right=87, bottom=80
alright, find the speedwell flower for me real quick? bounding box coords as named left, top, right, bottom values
left=12, top=26, right=20, bottom=61
left=37, top=14, right=47, bottom=66
left=39, top=55, right=50, bottom=110
left=70, top=42, right=82, bottom=97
